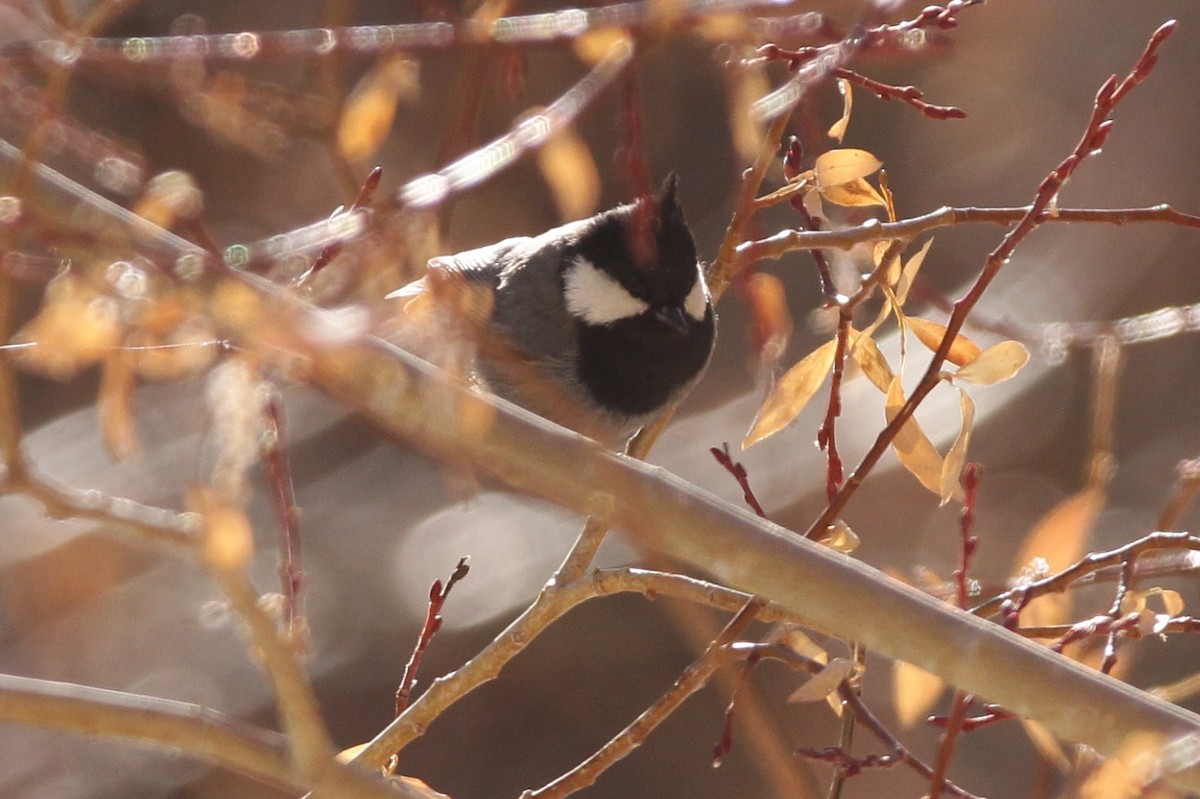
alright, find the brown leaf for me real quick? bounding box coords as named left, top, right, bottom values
left=776, top=627, right=828, bottom=666
left=743, top=337, right=838, bottom=448
left=1013, top=488, right=1104, bottom=627
left=572, top=28, right=633, bottom=66
left=99, top=352, right=139, bottom=460
left=907, top=317, right=982, bottom=367
left=744, top=272, right=792, bottom=370
left=11, top=275, right=122, bottom=378
left=953, top=340, right=1030, bottom=385
left=939, top=389, right=975, bottom=505
left=820, top=518, right=861, bottom=553
left=788, top=657, right=855, bottom=704
left=885, top=376, right=945, bottom=496
left=813, top=148, right=882, bottom=188
left=1079, top=733, right=1166, bottom=799
left=893, top=659, right=945, bottom=728
left=827, top=77, right=853, bottom=142
left=337, top=55, right=420, bottom=163
left=848, top=330, right=894, bottom=393
left=536, top=123, right=600, bottom=221
left=819, top=176, right=887, bottom=208
left=895, top=238, right=934, bottom=305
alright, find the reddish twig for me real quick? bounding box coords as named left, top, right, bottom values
left=817, top=311, right=851, bottom=503
left=295, top=166, right=383, bottom=284
left=710, top=443, right=766, bottom=518
left=263, top=396, right=304, bottom=634
left=929, top=704, right=1013, bottom=733
left=395, top=557, right=470, bottom=717
left=712, top=645, right=763, bottom=767
left=803, top=20, right=1178, bottom=540
left=955, top=464, right=980, bottom=611
left=782, top=137, right=837, bottom=301
left=1101, top=558, right=1137, bottom=674
left=928, top=690, right=971, bottom=799
left=833, top=68, right=965, bottom=120
left=971, top=531, right=1200, bottom=620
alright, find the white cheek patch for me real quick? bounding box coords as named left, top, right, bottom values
left=683, top=271, right=710, bottom=322
left=564, top=257, right=649, bottom=325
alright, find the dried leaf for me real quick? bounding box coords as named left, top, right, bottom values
left=813, top=148, right=882, bottom=188
left=908, top=317, right=983, bottom=367
left=827, top=77, right=853, bottom=142
left=1122, top=587, right=1185, bottom=617
left=953, top=340, right=1030, bottom=385
left=1013, top=488, right=1104, bottom=627
left=819, top=176, right=887, bottom=208
left=743, top=337, right=838, bottom=448
left=744, top=272, right=792, bottom=369
left=885, top=376, right=945, bottom=496
left=939, top=389, right=975, bottom=505
left=820, top=518, right=861, bottom=553
left=893, top=659, right=945, bottom=728
left=789, top=657, right=855, bottom=703
left=337, top=55, right=420, bottom=162
left=873, top=240, right=902, bottom=287
left=536, top=124, right=600, bottom=221
left=776, top=627, right=828, bottom=666
left=1079, top=733, right=1166, bottom=799
left=11, top=275, right=122, bottom=378
left=573, top=27, right=633, bottom=65
left=848, top=330, right=894, bottom=392
left=895, top=237, right=934, bottom=305
left=727, top=57, right=770, bottom=162
left=99, top=352, right=139, bottom=460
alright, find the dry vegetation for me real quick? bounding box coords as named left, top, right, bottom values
left=1, top=2, right=1199, bottom=798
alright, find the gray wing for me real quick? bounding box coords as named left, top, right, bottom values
left=385, top=236, right=530, bottom=301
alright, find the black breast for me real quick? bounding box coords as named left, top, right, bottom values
left=575, top=310, right=715, bottom=416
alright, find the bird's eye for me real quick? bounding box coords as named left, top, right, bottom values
left=564, top=257, right=650, bottom=325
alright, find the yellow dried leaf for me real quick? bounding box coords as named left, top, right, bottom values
left=727, top=58, right=770, bottom=162
left=813, top=148, right=882, bottom=188
left=819, top=176, right=887, bottom=208
left=99, top=352, right=139, bottom=460
left=12, top=276, right=122, bottom=378
left=895, top=238, right=934, bottom=305
left=1079, top=733, right=1166, bottom=799
left=536, top=124, right=600, bottom=221
left=1122, top=587, right=1186, bottom=617
left=827, top=77, right=853, bottom=142
left=885, top=376, right=945, bottom=496
left=820, top=518, right=861, bottom=553
left=338, top=55, right=420, bottom=162
left=907, top=317, right=982, bottom=367
left=893, top=659, right=945, bottom=728
left=1013, top=488, right=1104, bottom=627
left=776, top=627, right=828, bottom=666
left=744, top=272, right=792, bottom=369
left=939, top=389, right=975, bottom=506
left=695, top=13, right=749, bottom=41
left=953, top=340, right=1030, bottom=385
left=572, top=27, right=633, bottom=66
left=873, top=240, right=902, bottom=287
left=848, top=330, right=894, bottom=393
left=788, top=657, right=855, bottom=703
left=743, top=337, right=838, bottom=448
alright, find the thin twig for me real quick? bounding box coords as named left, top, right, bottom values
left=395, top=557, right=470, bottom=716
left=803, top=20, right=1179, bottom=539
left=710, top=443, right=767, bottom=518
left=520, top=599, right=763, bottom=799
left=263, top=395, right=305, bottom=632
left=971, top=531, right=1200, bottom=619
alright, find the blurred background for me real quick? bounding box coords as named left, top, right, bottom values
left=2, top=1, right=1199, bottom=797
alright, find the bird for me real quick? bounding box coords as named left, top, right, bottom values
left=384, top=174, right=716, bottom=447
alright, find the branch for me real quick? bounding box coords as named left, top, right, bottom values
left=520, top=599, right=763, bottom=799
left=803, top=20, right=1180, bottom=536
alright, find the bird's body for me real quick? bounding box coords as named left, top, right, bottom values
left=386, top=176, right=715, bottom=446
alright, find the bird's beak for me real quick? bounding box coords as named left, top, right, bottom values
left=655, top=305, right=690, bottom=334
